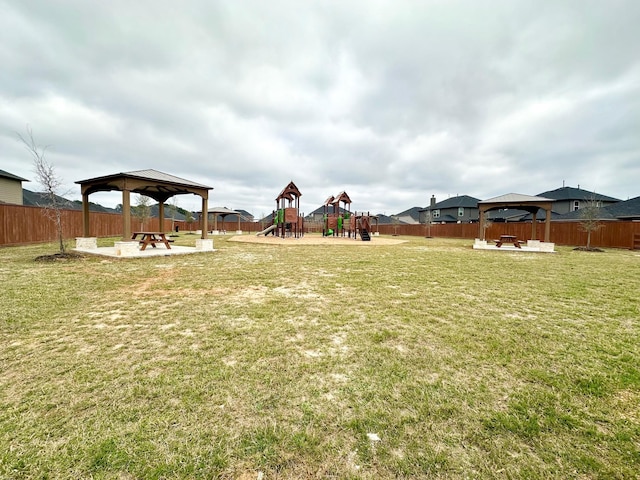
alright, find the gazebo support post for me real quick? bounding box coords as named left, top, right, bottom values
left=158, top=201, right=165, bottom=232
left=531, top=211, right=538, bottom=240
left=478, top=207, right=487, bottom=241
left=122, top=189, right=131, bottom=241
left=82, top=192, right=90, bottom=237
left=201, top=197, right=208, bottom=238
left=544, top=208, right=551, bottom=242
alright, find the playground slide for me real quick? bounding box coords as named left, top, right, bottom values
left=256, top=224, right=277, bottom=236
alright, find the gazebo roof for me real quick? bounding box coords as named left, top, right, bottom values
left=76, top=169, right=212, bottom=201
left=479, top=193, right=554, bottom=204
left=206, top=206, right=240, bottom=215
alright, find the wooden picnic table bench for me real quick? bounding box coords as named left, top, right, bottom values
left=131, top=232, right=173, bottom=251
left=495, top=234, right=522, bottom=248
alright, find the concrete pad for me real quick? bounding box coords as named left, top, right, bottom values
left=74, top=244, right=215, bottom=258
left=472, top=238, right=555, bottom=253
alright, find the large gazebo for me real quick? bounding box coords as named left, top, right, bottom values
left=76, top=169, right=213, bottom=240
left=478, top=193, right=555, bottom=242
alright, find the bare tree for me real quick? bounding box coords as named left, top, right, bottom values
left=168, top=196, right=178, bottom=233
left=482, top=215, right=493, bottom=240
left=579, top=195, right=603, bottom=250
left=133, top=195, right=152, bottom=230
left=18, top=126, right=68, bottom=253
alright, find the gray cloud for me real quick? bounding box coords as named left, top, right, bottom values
left=2, top=0, right=639, bottom=217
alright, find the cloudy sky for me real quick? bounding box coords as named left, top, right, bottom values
left=2, top=0, right=639, bottom=217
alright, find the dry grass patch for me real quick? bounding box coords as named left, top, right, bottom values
left=1, top=236, right=639, bottom=478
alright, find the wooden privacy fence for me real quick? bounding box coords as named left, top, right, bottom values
left=374, top=221, right=640, bottom=249
left=0, top=204, right=187, bottom=246
left=0, top=204, right=266, bottom=246
left=2, top=204, right=639, bottom=248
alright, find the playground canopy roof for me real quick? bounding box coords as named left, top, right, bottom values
left=276, top=181, right=302, bottom=201
left=333, top=191, right=352, bottom=205
left=76, top=169, right=212, bottom=240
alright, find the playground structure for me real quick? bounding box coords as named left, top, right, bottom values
left=322, top=191, right=377, bottom=241
left=255, top=182, right=378, bottom=241
left=259, top=181, right=305, bottom=238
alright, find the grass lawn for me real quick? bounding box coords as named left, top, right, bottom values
left=1, top=235, right=639, bottom=479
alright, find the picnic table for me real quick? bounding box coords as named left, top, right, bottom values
left=495, top=234, right=522, bottom=248
left=131, top=232, right=173, bottom=251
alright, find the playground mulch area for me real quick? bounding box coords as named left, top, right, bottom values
left=228, top=233, right=408, bottom=245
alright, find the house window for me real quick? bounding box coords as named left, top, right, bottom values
left=458, top=207, right=464, bottom=217
left=432, top=209, right=440, bottom=219
left=573, top=201, right=580, bottom=211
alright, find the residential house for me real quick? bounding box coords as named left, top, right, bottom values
left=537, top=186, right=620, bottom=214
left=419, top=195, right=481, bottom=223
left=305, top=205, right=350, bottom=222
left=0, top=169, right=29, bottom=205
left=393, top=206, right=421, bottom=225
left=556, top=195, right=640, bottom=221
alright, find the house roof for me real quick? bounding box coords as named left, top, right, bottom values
left=437, top=214, right=459, bottom=223
left=421, top=195, right=481, bottom=210
left=607, top=196, right=640, bottom=218
left=307, top=205, right=350, bottom=216
left=394, top=215, right=420, bottom=225
left=396, top=206, right=423, bottom=221
left=537, top=186, right=620, bottom=203
left=0, top=169, right=29, bottom=182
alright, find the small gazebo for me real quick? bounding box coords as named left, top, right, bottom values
left=478, top=193, right=555, bottom=242
left=204, top=206, right=242, bottom=233
left=76, top=169, right=213, bottom=240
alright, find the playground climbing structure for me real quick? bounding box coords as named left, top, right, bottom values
left=322, top=191, right=352, bottom=237
left=321, top=190, right=377, bottom=241
left=273, top=181, right=304, bottom=238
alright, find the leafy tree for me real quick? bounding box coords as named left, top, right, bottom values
left=18, top=126, right=68, bottom=253
left=185, top=211, right=194, bottom=231
left=133, top=195, right=152, bottom=230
